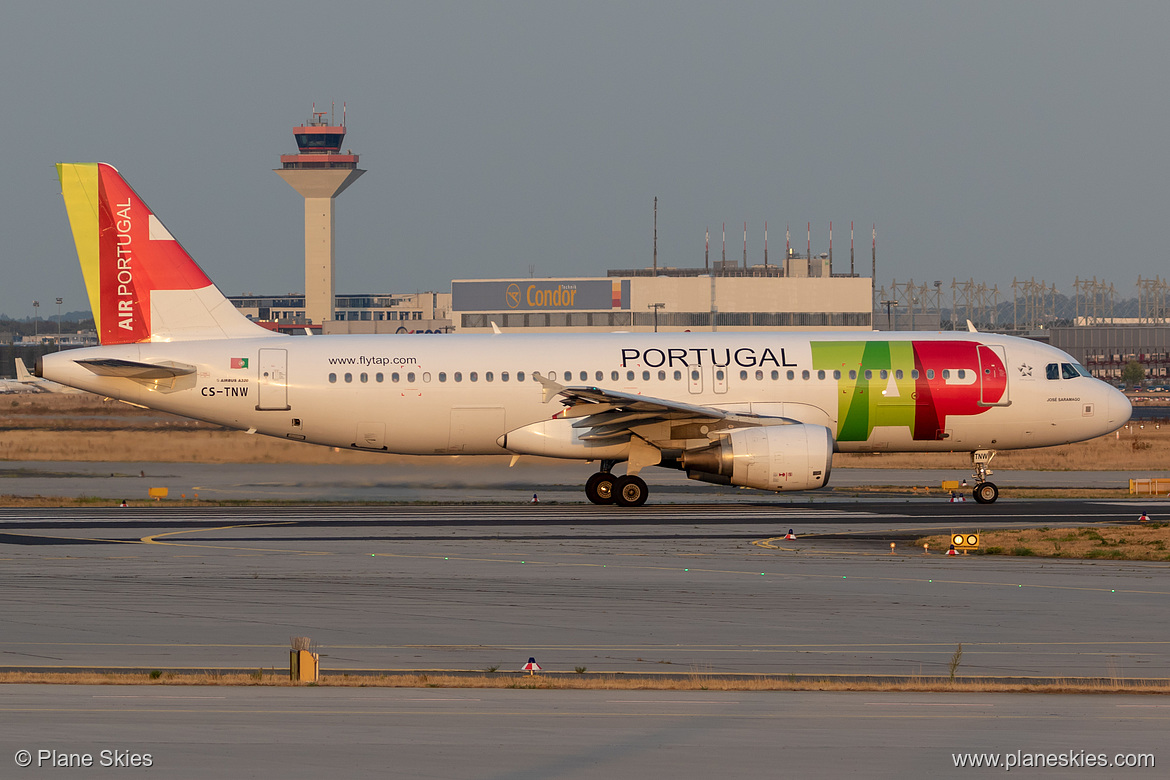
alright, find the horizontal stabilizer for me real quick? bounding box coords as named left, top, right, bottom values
left=75, top=358, right=197, bottom=380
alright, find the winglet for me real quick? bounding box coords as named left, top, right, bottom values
left=966, top=319, right=979, bottom=333
left=56, top=163, right=275, bottom=345
left=490, top=321, right=503, bottom=335
left=533, top=372, right=565, bottom=403
left=14, top=358, right=33, bottom=382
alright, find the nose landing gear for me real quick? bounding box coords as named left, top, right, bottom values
left=971, top=450, right=999, bottom=504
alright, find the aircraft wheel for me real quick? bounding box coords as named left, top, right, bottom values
left=585, top=472, right=616, bottom=505
left=614, top=475, right=649, bottom=507
left=973, top=482, right=999, bottom=504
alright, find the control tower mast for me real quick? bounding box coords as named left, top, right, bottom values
left=276, top=104, right=365, bottom=327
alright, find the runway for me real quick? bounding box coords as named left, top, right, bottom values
left=2, top=501, right=1168, bottom=777
left=2, top=502, right=1168, bottom=678
left=0, top=686, right=1163, bottom=779
left=3, top=459, right=1163, bottom=503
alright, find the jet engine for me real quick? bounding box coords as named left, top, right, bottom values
left=680, top=424, right=833, bottom=492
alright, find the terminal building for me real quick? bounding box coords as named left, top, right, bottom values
left=228, top=292, right=452, bottom=334
left=452, top=266, right=872, bottom=333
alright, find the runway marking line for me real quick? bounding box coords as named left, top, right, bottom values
left=138, top=522, right=331, bottom=554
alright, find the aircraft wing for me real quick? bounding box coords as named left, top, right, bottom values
left=537, top=374, right=795, bottom=444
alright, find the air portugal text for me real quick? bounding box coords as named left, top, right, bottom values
left=113, top=199, right=135, bottom=332
left=621, top=346, right=796, bottom=369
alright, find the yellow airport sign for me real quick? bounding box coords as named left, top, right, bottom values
left=951, top=533, right=980, bottom=550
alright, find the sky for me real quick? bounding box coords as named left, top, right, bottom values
left=2, top=1, right=1167, bottom=319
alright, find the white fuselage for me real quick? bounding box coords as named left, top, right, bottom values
left=40, top=330, right=1130, bottom=458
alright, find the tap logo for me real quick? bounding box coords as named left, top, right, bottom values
left=506, top=284, right=522, bottom=308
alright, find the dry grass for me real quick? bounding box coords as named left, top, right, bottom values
left=918, top=524, right=1170, bottom=561
left=2, top=394, right=1168, bottom=469
left=0, top=670, right=1166, bottom=694
left=836, top=424, right=1170, bottom=471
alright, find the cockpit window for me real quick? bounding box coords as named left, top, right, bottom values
left=1047, top=361, right=1092, bottom=380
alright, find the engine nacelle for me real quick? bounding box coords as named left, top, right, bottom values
left=680, top=424, right=833, bottom=492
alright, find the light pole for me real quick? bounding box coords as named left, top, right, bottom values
left=33, top=300, right=39, bottom=339
left=56, top=297, right=63, bottom=349
left=880, top=299, right=899, bottom=330
left=648, top=302, right=665, bottom=333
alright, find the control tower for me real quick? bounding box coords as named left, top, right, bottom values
left=276, top=105, right=365, bottom=326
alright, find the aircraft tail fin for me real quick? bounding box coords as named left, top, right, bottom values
left=14, top=358, right=33, bottom=382
left=56, top=163, right=275, bottom=345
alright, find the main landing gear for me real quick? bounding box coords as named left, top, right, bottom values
left=970, top=449, right=999, bottom=504
left=585, top=461, right=648, bottom=507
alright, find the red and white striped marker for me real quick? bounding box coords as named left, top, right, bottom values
left=522, top=657, right=542, bottom=675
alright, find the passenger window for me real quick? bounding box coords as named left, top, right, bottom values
left=359, top=372, right=368, bottom=383
left=596, top=371, right=604, bottom=382
left=453, top=372, right=462, bottom=383
left=501, top=372, right=509, bottom=382
left=580, top=371, right=587, bottom=381
left=658, top=370, right=666, bottom=381
left=833, top=370, right=841, bottom=380
left=910, top=369, right=919, bottom=379
left=643, top=370, right=650, bottom=381
left=715, top=369, right=725, bottom=381
left=438, top=372, right=446, bottom=382
left=328, top=372, right=337, bottom=383
left=691, top=369, right=700, bottom=381
left=564, top=371, right=572, bottom=382
left=756, top=370, right=764, bottom=381
left=627, top=370, right=635, bottom=381
left=787, top=370, right=795, bottom=380
left=880, top=370, right=888, bottom=380
left=817, top=370, right=826, bottom=380
left=926, top=369, right=934, bottom=380
left=771, top=370, right=779, bottom=380
left=407, top=372, right=416, bottom=383
left=674, top=370, right=682, bottom=381
left=612, top=371, right=619, bottom=381
left=376, top=373, right=384, bottom=382
left=1062, top=363, right=1079, bottom=380
left=849, top=370, right=857, bottom=380
left=517, top=372, right=525, bottom=382
left=864, top=370, right=872, bottom=380
left=1046, top=363, right=1060, bottom=380
left=469, top=372, right=478, bottom=382
left=422, top=372, right=431, bottom=382
left=895, top=369, right=903, bottom=380
left=957, top=369, right=965, bottom=380
left=344, top=373, right=353, bottom=383
left=802, top=370, right=810, bottom=380
left=942, top=369, right=951, bottom=380
left=485, top=372, right=494, bottom=382
left=740, top=370, right=748, bottom=381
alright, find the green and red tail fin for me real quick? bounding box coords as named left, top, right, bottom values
left=57, top=163, right=274, bottom=345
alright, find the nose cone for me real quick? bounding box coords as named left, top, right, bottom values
left=1103, top=384, right=1132, bottom=429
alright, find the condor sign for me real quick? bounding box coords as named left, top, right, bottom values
left=452, top=280, right=630, bottom=311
